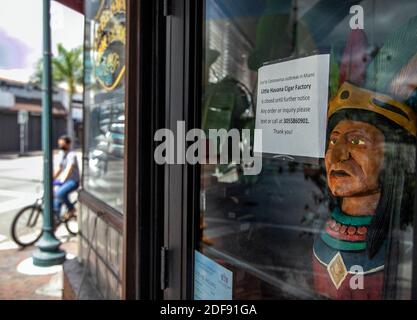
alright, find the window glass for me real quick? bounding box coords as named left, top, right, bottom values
left=83, top=0, right=126, bottom=212
left=197, top=0, right=417, bottom=300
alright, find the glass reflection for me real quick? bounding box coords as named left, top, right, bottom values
left=198, top=0, right=417, bottom=300
left=83, top=0, right=126, bottom=212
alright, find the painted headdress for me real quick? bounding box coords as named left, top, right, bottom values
left=329, top=82, right=417, bottom=136
left=327, top=16, right=417, bottom=261
left=329, top=17, right=417, bottom=135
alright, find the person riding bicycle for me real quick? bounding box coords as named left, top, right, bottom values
left=53, top=135, right=80, bottom=221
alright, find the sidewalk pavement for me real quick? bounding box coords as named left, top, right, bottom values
left=0, top=229, right=77, bottom=300
left=0, top=150, right=81, bottom=300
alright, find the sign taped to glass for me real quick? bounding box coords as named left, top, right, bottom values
left=254, top=54, right=330, bottom=160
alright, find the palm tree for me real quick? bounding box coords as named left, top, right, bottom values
left=31, top=43, right=83, bottom=142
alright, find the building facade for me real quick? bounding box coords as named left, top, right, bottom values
left=63, top=0, right=417, bottom=300
left=0, top=78, right=69, bottom=153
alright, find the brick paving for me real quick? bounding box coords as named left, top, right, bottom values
left=0, top=153, right=81, bottom=300
left=0, top=238, right=77, bottom=300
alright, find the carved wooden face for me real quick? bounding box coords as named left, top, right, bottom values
left=325, top=120, right=385, bottom=197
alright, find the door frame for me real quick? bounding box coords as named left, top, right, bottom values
left=163, top=0, right=203, bottom=300
left=123, top=0, right=168, bottom=300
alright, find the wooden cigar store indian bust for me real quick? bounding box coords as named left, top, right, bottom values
left=312, top=82, right=417, bottom=299
left=311, top=15, right=417, bottom=299
left=313, top=82, right=416, bottom=299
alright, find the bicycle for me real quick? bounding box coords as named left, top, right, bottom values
left=10, top=187, right=79, bottom=248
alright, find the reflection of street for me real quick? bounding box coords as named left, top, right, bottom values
left=85, top=155, right=124, bottom=211
left=202, top=161, right=415, bottom=299
left=201, top=161, right=329, bottom=299
left=85, top=99, right=125, bottom=212
left=0, top=152, right=79, bottom=299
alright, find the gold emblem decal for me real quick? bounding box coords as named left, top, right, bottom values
left=327, top=252, right=348, bottom=289
left=93, top=0, right=126, bottom=91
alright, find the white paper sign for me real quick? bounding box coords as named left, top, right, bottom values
left=254, top=54, right=330, bottom=158
left=194, top=251, right=233, bottom=300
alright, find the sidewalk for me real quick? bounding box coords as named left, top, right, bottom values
left=0, top=151, right=43, bottom=160
left=0, top=230, right=77, bottom=300
left=0, top=151, right=81, bottom=300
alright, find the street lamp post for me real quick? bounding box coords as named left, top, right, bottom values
left=33, top=0, right=66, bottom=267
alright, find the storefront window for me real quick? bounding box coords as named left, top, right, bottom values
left=83, top=0, right=126, bottom=212
left=196, top=0, right=417, bottom=300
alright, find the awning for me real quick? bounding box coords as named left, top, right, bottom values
left=12, top=103, right=68, bottom=116
left=54, top=0, right=84, bottom=15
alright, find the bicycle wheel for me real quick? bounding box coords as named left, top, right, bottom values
left=11, top=205, right=43, bottom=247
left=65, top=214, right=78, bottom=236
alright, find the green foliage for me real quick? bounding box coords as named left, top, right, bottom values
left=329, top=47, right=340, bottom=99
left=30, top=43, right=83, bottom=93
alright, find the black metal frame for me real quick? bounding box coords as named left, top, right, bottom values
left=128, top=0, right=167, bottom=300
left=149, top=0, right=168, bottom=301
left=163, top=0, right=202, bottom=300
left=163, top=0, right=186, bottom=299
left=122, top=0, right=168, bottom=300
